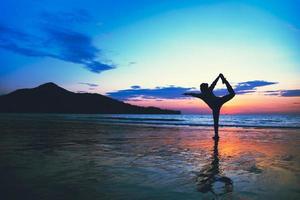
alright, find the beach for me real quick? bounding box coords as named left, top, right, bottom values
left=0, top=114, right=299, bottom=199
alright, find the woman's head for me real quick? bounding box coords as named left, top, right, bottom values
left=200, top=83, right=209, bottom=93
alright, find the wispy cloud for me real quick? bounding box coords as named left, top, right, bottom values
left=107, top=80, right=278, bottom=100
left=79, top=82, right=98, bottom=87
left=265, top=89, right=300, bottom=97
left=131, top=85, right=141, bottom=89
left=128, top=61, right=137, bottom=65
left=0, top=25, right=52, bottom=57
left=0, top=10, right=114, bottom=73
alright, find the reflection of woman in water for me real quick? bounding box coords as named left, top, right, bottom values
left=184, top=74, right=235, bottom=139
left=196, top=139, right=233, bottom=196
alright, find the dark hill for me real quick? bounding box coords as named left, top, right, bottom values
left=0, top=82, right=180, bottom=114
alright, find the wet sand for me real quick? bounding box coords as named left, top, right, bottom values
left=0, top=115, right=299, bottom=199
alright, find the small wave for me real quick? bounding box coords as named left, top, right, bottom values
left=94, top=117, right=184, bottom=122
left=94, top=119, right=300, bottom=129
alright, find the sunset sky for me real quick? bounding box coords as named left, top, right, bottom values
left=0, top=0, right=299, bottom=114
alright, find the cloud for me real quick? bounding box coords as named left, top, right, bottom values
left=107, top=86, right=196, bottom=100
left=213, top=80, right=277, bottom=96
left=265, top=89, right=300, bottom=97
left=128, top=61, right=137, bottom=65
left=0, top=25, right=53, bottom=57
left=131, top=85, right=141, bottom=89
left=107, top=80, right=278, bottom=100
left=280, top=90, right=300, bottom=97
left=79, top=82, right=98, bottom=87
left=235, top=80, right=277, bottom=93
left=0, top=10, right=114, bottom=73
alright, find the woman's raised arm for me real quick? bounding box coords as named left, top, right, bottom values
left=209, top=74, right=221, bottom=91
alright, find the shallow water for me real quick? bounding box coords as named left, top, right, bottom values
left=0, top=114, right=299, bottom=199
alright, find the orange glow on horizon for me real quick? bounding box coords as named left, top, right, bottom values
left=126, top=94, right=300, bottom=114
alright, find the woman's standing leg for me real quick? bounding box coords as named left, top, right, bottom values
left=212, top=109, right=220, bottom=139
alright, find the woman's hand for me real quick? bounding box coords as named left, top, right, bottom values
left=219, top=73, right=226, bottom=83
left=183, top=92, right=202, bottom=98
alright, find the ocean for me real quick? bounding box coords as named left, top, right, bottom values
left=0, top=113, right=299, bottom=199
left=6, top=113, right=299, bottom=129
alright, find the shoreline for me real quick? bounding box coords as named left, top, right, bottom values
left=81, top=121, right=300, bottom=130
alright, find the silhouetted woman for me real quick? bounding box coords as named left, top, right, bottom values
left=184, top=74, right=235, bottom=139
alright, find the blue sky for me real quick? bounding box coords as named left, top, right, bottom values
left=0, top=0, right=299, bottom=113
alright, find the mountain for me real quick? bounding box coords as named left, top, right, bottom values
left=0, top=82, right=180, bottom=114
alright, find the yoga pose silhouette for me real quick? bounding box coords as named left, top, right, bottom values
left=184, top=74, right=235, bottom=139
